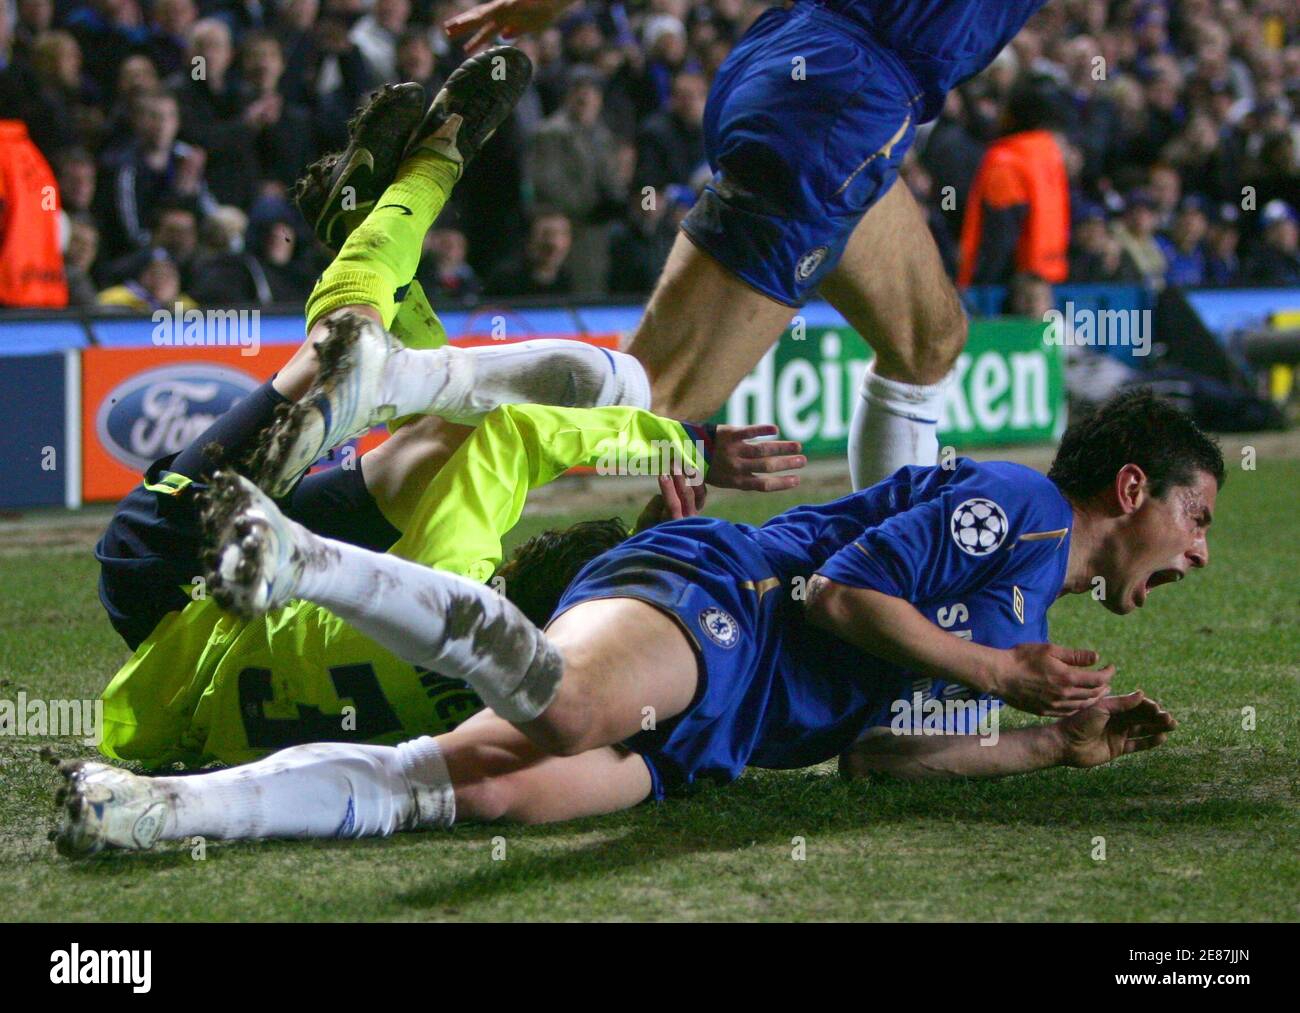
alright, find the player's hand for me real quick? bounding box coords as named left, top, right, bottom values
left=1055, top=691, right=1177, bottom=767
left=634, top=472, right=707, bottom=532
left=990, top=643, right=1115, bottom=717
left=706, top=424, right=805, bottom=492
left=444, top=0, right=574, bottom=54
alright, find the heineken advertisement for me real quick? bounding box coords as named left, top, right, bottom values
left=712, top=319, right=1065, bottom=456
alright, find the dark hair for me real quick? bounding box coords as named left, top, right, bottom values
left=1005, top=73, right=1072, bottom=133
left=495, top=518, right=630, bottom=627
left=1048, top=388, right=1225, bottom=501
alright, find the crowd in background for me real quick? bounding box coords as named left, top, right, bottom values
left=0, top=0, right=1297, bottom=313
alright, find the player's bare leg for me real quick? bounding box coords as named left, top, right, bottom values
left=51, top=706, right=652, bottom=854
left=519, top=597, right=699, bottom=755
left=356, top=412, right=475, bottom=531
left=819, top=178, right=968, bottom=488
left=627, top=233, right=796, bottom=420
left=439, top=711, right=653, bottom=823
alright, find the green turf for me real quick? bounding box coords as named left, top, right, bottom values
left=1, top=461, right=1297, bottom=922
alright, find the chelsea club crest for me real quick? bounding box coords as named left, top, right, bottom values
left=699, top=606, right=740, bottom=649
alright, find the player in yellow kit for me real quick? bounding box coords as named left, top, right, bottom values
left=94, top=49, right=805, bottom=770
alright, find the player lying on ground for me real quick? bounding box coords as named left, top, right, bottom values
left=92, top=50, right=805, bottom=772
left=57, top=390, right=1211, bottom=853
left=444, top=0, right=1051, bottom=489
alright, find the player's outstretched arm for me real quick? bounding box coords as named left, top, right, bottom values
left=392, top=405, right=802, bottom=579
left=445, top=0, right=576, bottom=54
left=841, top=692, right=1176, bottom=781
left=805, top=577, right=1114, bottom=717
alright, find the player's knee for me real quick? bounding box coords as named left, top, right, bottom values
left=518, top=691, right=598, bottom=758
left=921, top=301, right=968, bottom=380
left=522, top=717, right=591, bottom=758
left=873, top=302, right=967, bottom=386
left=453, top=770, right=513, bottom=823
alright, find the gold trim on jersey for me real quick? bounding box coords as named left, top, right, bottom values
left=739, top=577, right=782, bottom=600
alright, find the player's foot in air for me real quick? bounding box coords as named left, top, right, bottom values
left=203, top=470, right=311, bottom=616
left=293, top=48, right=531, bottom=250
left=402, top=45, right=533, bottom=167
left=255, top=313, right=403, bottom=498
left=293, top=82, right=427, bottom=251
left=51, top=759, right=169, bottom=856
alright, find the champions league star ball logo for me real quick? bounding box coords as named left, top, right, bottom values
left=699, top=607, right=740, bottom=649
left=950, top=498, right=1009, bottom=556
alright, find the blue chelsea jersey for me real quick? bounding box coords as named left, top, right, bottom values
left=743, top=459, right=1074, bottom=766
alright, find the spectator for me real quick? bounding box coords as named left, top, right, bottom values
left=148, top=0, right=197, bottom=80
left=1112, top=189, right=1168, bottom=288
left=642, top=14, right=689, bottom=108
left=1204, top=204, right=1242, bottom=286
left=300, top=12, right=378, bottom=153
left=101, top=199, right=200, bottom=288
left=1147, top=162, right=1182, bottom=231
left=634, top=68, right=706, bottom=192
left=97, top=252, right=196, bottom=311
left=25, top=30, right=96, bottom=157
left=958, top=74, right=1072, bottom=287
left=1006, top=271, right=1053, bottom=319
left=12, top=0, right=55, bottom=65
left=416, top=226, right=482, bottom=303
left=350, top=0, right=410, bottom=84
left=527, top=67, right=625, bottom=295
left=485, top=208, right=574, bottom=298
left=918, top=89, right=986, bottom=216
left=1157, top=197, right=1210, bottom=287
left=395, top=29, right=439, bottom=100
left=65, top=0, right=150, bottom=99
left=207, top=0, right=271, bottom=41
left=96, top=89, right=215, bottom=258
left=239, top=32, right=314, bottom=193
left=607, top=182, right=692, bottom=295
left=56, top=148, right=98, bottom=225
left=174, top=18, right=255, bottom=207
left=1245, top=200, right=1300, bottom=285
left=190, top=198, right=314, bottom=304
left=64, top=219, right=101, bottom=306
left=102, top=54, right=162, bottom=145
left=1068, top=204, right=1139, bottom=284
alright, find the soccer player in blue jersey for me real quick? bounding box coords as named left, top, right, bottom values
left=439, top=0, right=1052, bottom=490
left=58, top=389, right=1210, bottom=850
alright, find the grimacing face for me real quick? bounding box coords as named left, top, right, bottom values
left=1099, top=468, right=1216, bottom=615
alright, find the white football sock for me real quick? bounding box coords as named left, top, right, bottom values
left=153, top=736, right=454, bottom=841
left=291, top=534, right=562, bottom=724
left=848, top=363, right=954, bottom=490
left=380, top=340, right=651, bottom=424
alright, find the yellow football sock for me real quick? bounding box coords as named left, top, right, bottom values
left=304, top=152, right=461, bottom=331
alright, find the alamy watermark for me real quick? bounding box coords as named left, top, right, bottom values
left=0, top=693, right=103, bottom=746
left=889, top=691, right=1001, bottom=745
left=1042, top=302, right=1152, bottom=357
left=152, top=303, right=261, bottom=357
left=594, top=437, right=707, bottom=486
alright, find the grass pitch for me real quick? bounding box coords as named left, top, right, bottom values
left=1, top=452, right=1297, bottom=922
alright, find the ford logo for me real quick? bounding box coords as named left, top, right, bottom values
left=96, top=364, right=260, bottom=472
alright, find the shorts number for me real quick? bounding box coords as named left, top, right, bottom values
left=238, top=662, right=402, bottom=748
